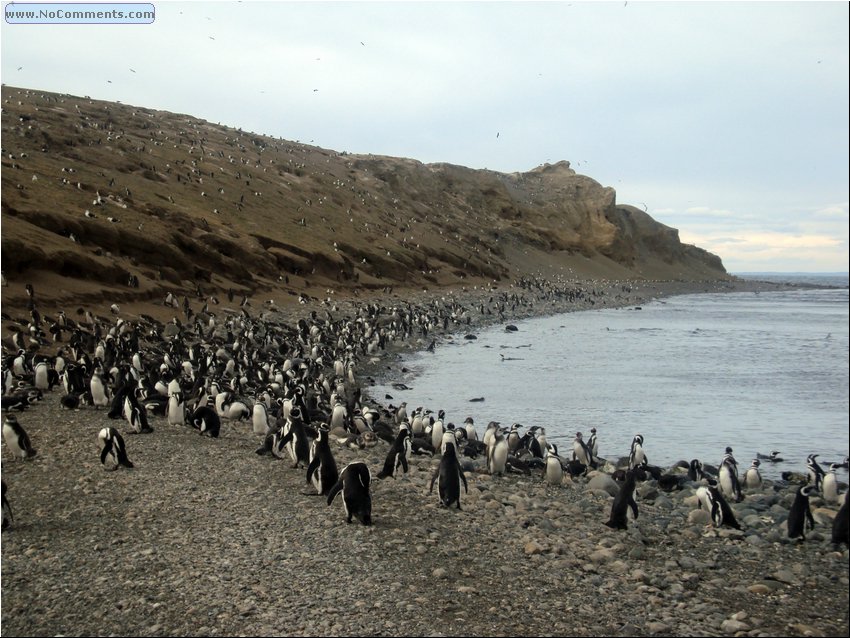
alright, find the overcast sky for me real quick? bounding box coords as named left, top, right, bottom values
left=2, top=1, right=848, bottom=273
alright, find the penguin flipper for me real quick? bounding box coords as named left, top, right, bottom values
left=459, top=465, right=468, bottom=494
left=429, top=469, right=439, bottom=494
left=805, top=506, right=815, bottom=531
left=399, top=454, right=409, bottom=474
left=306, top=456, right=320, bottom=483
left=628, top=497, right=638, bottom=520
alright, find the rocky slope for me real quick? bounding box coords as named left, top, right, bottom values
left=2, top=85, right=726, bottom=318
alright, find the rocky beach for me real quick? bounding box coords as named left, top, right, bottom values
left=2, top=277, right=848, bottom=638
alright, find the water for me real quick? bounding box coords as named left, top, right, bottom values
left=371, top=277, right=849, bottom=480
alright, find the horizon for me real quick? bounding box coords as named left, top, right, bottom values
left=1, top=1, right=847, bottom=272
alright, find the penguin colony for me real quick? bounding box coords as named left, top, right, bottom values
left=1, top=281, right=848, bottom=550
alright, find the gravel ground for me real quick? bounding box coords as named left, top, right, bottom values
left=2, top=278, right=848, bottom=637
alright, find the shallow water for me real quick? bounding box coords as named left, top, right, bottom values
left=371, top=282, right=849, bottom=482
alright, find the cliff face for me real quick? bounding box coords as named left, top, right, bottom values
left=0, top=86, right=727, bottom=311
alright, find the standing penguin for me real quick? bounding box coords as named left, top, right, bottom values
left=306, top=428, right=339, bottom=495
left=430, top=439, right=468, bottom=509
left=89, top=367, right=110, bottom=409
left=377, top=423, right=411, bottom=479
left=787, top=485, right=817, bottom=540
left=251, top=401, right=270, bottom=435
left=167, top=391, right=186, bottom=426
left=605, top=468, right=639, bottom=530
left=628, top=434, right=646, bottom=470
left=124, top=391, right=153, bottom=434
left=98, top=427, right=134, bottom=470
left=572, top=432, right=595, bottom=470
left=743, top=459, right=763, bottom=491
left=506, top=423, right=522, bottom=453
left=719, top=452, right=743, bottom=502
left=327, top=462, right=372, bottom=525
left=279, top=407, right=310, bottom=468
left=831, top=492, right=849, bottom=547
left=545, top=444, right=564, bottom=486
left=430, top=409, right=445, bottom=452
left=696, top=480, right=741, bottom=529
left=488, top=427, right=509, bottom=476
left=822, top=464, right=840, bottom=504
left=688, top=459, right=705, bottom=483
left=3, top=415, right=37, bottom=460
left=807, top=454, right=825, bottom=491
left=587, top=427, right=599, bottom=460
left=463, top=417, right=478, bottom=442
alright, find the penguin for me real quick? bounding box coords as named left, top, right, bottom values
left=506, top=423, right=522, bottom=453
left=124, top=391, right=153, bottom=434
left=628, top=434, right=646, bottom=469
left=190, top=405, right=221, bottom=438
left=488, top=428, right=509, bottom=476
left=98, top=427, right=134, bottom=470
left=89, top=367, right=110, bottom=409
left=688, top=459, right=704, bottom=483
left=822, top=464, right=840, bottom=504
left=377, top=423, right=411, bottom=479
left=545, top=444, right=564, bottom=486
left=696, top=481, right=741, bottom=529
left=787, top=485, right=816, bottom=540
left=604, top=467, right=638, bottom=530
left=306, top=428, right=339, bottom=495
left=327, top=462, right=372, bottom=525
left=806, top=454, right=825, bottom=491
left=463, top=417, right=478, bottom=442
left=757, top=450, right=784, bottom=462
left=572, top=432, right=594, bottom=471
left=34, top=361, right=50, bottom=391
left=527, top=426, right=547, bottom=459
left=251, top=401, right=270, bottom=435
left=430, top=409, right=445, bottom=452
left=587, top=427, right=599, bottom=460
left=2, top=480, right=12, bottom=531
left=743, top=459, right=763, bottom=491
left=3, top=415, right=36, bottom=460
left=59, top=393, right=81, bottom=410
left=831, top=492, right=849, bottom=547
left=279, top=407, right=310, bottom=468
left=430, top=440, right=468, bottom=509
left=167, top=391, right=186, bottom=426
left=718, top=453, right=742, bottom=502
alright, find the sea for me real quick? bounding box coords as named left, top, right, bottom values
left=371, top=273, right=849, bottom=481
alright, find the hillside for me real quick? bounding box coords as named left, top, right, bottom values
left=1, top=85, right=727, bottom=316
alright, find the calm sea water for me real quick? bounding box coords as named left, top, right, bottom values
left=371, top=275, right=849, bottom=480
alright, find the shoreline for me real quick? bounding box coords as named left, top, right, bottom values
left=2, top=275, right=848, bottom=637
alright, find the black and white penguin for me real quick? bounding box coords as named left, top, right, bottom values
left=743, top=459, right=763, bottom=491
left=787, top=485, right=817, bottom=540
left=718, top=452, right=742, bottom=502
left=279, top=407, right=310, bottom=468
left=327, top=462, right=372, bottom=525
left=98, top=427, right=134, bottom=470
left=757, top=450, right=784, bottom=462
left=124, top=391, right=153, bottom=434
left=572, top=432, right=594, bottom=470
left=463, top=417, right=478, bottom=442
left=587, top=427, right=599, bottom=460
left=377, top=423, right=411, bottom=479
left=2, top=481, right=12, bottom=531
left=306, top=428, right=339, bottom=495
left=487, top=428, right=509, bottom=476
left=832, top=492, right=849, bottom=547
left=190, top=405, right=221, bottom=438
left=3, top=415, right=37, bottom=460
left=527, top=426, right=547, bottom=459
left=545, top=444, right=564, bottom=486
left=251, top=401, right=270, bottom=435
left=60, top=393, right=81, bottom=410
left=628, top=434, right=646, bottom=470
left=822, top=464, right=840, bottom=504
left=605, top=467, right=639, bottom=530
left=506, top=423, right=522, bottom=453
left=430, top=409, right=445, bottom=452
left=430, top=440, right=468, bottom=509
left=167, top=391, right=186, bottom=426
left=696, top=480, right=741, bottom=529
left=688, top=459, right=705, bottom=482
left=806, top=454, right=825, bottom=491
left=89, top=367, right=110, bottom=409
